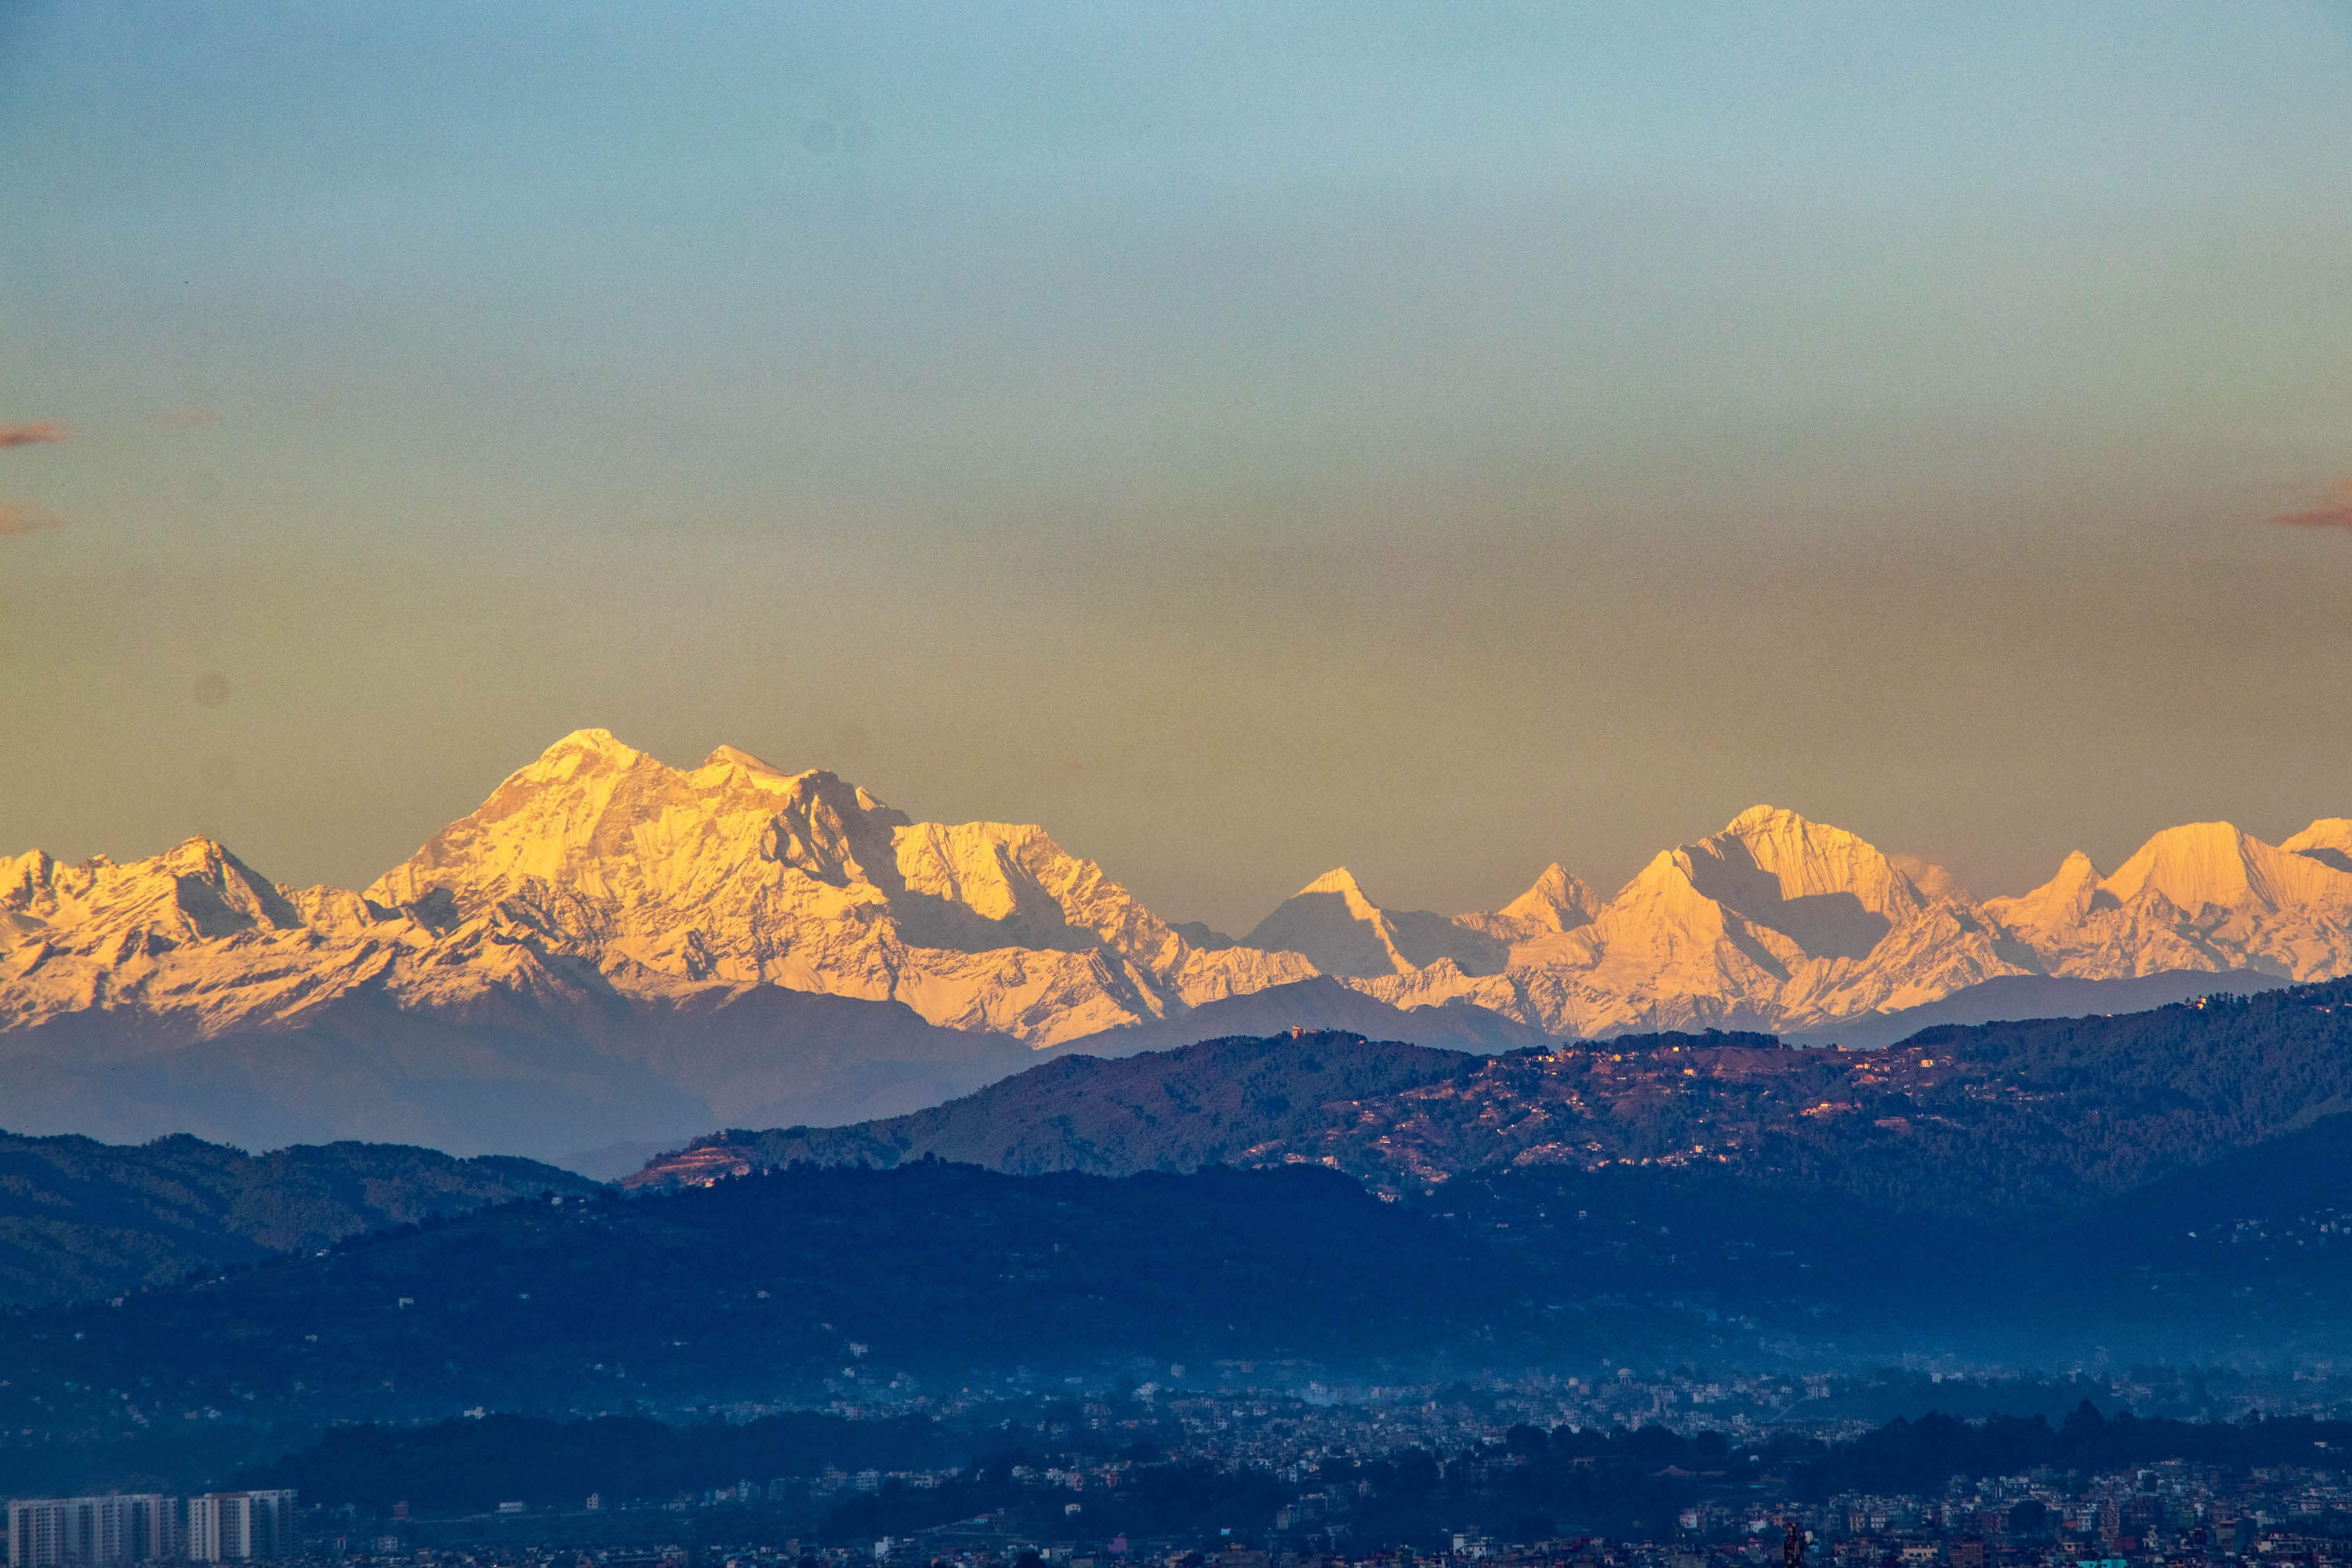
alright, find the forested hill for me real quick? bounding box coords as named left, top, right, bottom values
left=0, top=1131, right=601, bottom=1305
left=12, top=1137, right=2352, bottom=1491
left=629, top=1032, right=1481, bottom=1184
left=634, top=981, right=2352, bottom=1226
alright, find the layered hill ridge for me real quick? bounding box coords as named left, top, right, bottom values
left=6, top=728, right=2352, bottom=1156
left=0, top=1130, right=597, bottom=1306
left=637, top=979, right=2352, bottom=1223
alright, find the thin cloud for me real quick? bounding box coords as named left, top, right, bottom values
left=2269, top=479, right=2352, bottom=529
left=0, top=421, right=67, bottom=448
left=158, top=408, right=217, bottom=428
left=0, top=503, right=62, bottom=535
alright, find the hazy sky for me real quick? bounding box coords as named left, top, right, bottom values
left=4, top=2, right=2350, bottom=934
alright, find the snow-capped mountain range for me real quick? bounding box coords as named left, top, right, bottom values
left=0, top=731, right=1311, bottom=1048
left=5, top=728, right=2350, bottom=1155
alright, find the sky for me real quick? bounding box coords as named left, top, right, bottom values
left=2, top=2, right=2350, bottom=935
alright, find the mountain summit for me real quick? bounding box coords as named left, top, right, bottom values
left=1241, top=868, right=1511, bottom=978
left=1359, top=804, right=2352, bottom=1035
left=360, top=727, right=1312, bottom=1040
left=1985, top=819, right=2352, bottom=982
left=5, top=731, right=2351, bottom=1153
left=1, top=731, right=1312, bottom=1045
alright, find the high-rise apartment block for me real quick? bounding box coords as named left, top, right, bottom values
left=7, top=1497, right=180, bottom=1568
left=183, top=1494, right=295, bottom=1563
left=6, top=1492, right=294, bottom=1566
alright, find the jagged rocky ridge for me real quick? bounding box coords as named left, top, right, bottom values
left=4, top=729, right=2351, bottom=1153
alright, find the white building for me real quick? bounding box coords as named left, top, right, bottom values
left=7, top=1495, right=180, bottom=1568
left=183, top=1493, right=296, bottom=1563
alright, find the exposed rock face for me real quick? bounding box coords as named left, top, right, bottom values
left=6, top=730, right=2350, bottom=1145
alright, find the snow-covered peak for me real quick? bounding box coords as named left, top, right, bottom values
left=699, top=743, right=788, bottom=777
left=0, top=849, right=56, bottom=910
left=1495, top=862, right=1599, bottom=932
left=1243, top=868, right=1403, bottom=977
left=347, top=730, right=1311, bottom=1042
left=1640, top=805, right=1922, bottom=962
left=366, top=733, right=906, bottom=916
left=1240, top=866, right=1513, bottom=979
left=156, top=837, right=307, bottom=931
left=1706, top=805, right=1921, bottom=916
left=1984, top=849, right=2107, bottom=936
left=2284, top=818, right=2352, bottom=873
left=523, top=727, right=645, bottom=774
left=1296, top=866, right=1378, bottom=912
left=8, top=735, right=2350, bottom=1060
left=1722, top=803, right=1807, bottom=834
left=1596, top=848, right=1740, bottom=938
left=0, top=833, right=304, bottom=953
left=2098, top=822, right=2253, bottom=911
left=2096, top=822, right=2352, bottom=915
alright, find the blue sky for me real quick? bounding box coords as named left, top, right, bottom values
left=3, top=2, right=2350, bottom=929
